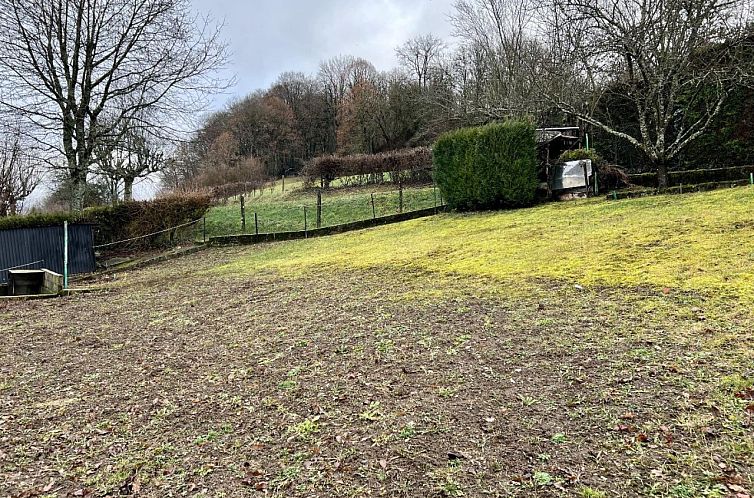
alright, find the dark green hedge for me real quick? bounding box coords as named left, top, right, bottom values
left=629, top=165, right=754, bottom=187
left=0, top=212, right=86, bottom=232
left=0, top=193, right=211, bottom=249
left=434, top=122, right=538, bottom=210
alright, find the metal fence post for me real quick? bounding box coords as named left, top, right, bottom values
left=203, top=217, right=206, bottom=243
left=304, top=207, right=308, bottom=238
left=594, top=170, right=600, bottom=196
left=371, top=193, right=376, bottom=219
left=63, top=221, right=69, bottom=289
left=255, top=212, right=259, bottom=235
left=282, top=175, right=285, bottom=192
left=433, top=183, right=438, bottom=213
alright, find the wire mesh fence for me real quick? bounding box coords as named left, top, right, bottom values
left=94, top=218, right=205, bottom=263
left=202, top=183, right=444, bottom=239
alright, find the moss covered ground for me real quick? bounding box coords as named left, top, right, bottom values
left=220, top=186, right=754, bottom=304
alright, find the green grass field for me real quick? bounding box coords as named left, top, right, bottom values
left=203, top=179, right=440, bottom=238
left=2, top=186, right=753, bottom=497
left=220, top=186, right=754, bottom=304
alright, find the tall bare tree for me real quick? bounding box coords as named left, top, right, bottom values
left=451, top=0, right=548, bottom=120
left=0, top=126, right=40, bottom=216
left=0, top=0, right=228, bottom=210
left=543, top=0, right=754, bottom=186
left=396, top=34, right=447, bottom=88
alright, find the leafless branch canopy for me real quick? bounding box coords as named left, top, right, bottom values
left=0, top=0, right=229, bottom=209
left=0, top=124, right=41, bottom=216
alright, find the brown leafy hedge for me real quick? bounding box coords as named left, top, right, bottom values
left=302, top=147, right=433, bottom=188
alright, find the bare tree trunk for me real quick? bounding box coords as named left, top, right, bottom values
left=124, top=177, right=135, bottom=202
left=656, top=162, right=669, bottom=190
left=70, top=160, right=88, bottom=212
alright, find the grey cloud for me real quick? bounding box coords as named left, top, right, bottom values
left=192, top=0, right=456, bottom=107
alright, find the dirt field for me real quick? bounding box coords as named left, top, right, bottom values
left=3, top=189, right=754, bottom=497
left=1, top=242, right=752, bottom=497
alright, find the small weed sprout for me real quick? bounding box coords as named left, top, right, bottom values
left=579, top=487, right=607, bottom=498
left=279, top=379, right=297, bottom=390
left=288, top=417, right=320, bottom=440
left=359, top=402, right=383, bottom=421
left=533, top=471, right=553, bottom=486
left=551, top=433, right=568, bottom=444
left=194, top=430, right=220, bottom=446
left=399, top=422, right=416, bottom=440
left=518, top=394, right=538, bottom=407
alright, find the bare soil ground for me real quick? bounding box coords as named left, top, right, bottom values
left=1, top=248, right=752, bottom=498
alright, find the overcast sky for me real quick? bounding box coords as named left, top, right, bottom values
left=192, top=0, right=457, bottom=110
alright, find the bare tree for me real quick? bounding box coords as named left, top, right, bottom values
left=0, top=126, right=40, bottom=216
left=450, top=0, right=548, bottom=119
left=0, top=0, right=228, bottom=211
left=160, top=141, right=202, bottom=192
left=543, top=0, right=754, bottom=186
left=95, top=127, right=165, bottom=202
left=396, top=34, right=447, bottom=88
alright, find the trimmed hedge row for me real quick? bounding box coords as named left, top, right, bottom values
left=0, top=193, right=211, bottom=250
left=302, top=147, right=433, bottom=188
left=609, top=179, right=751, bottom=200
left=209, top=181, right=272, bottom=201
left=88, top=193, right=211, bottom=248
left=433, top=122, right=538, bottom=210
left=629, top=165, right=754, bottom=187
left=0, top=212, right=86, bottom=232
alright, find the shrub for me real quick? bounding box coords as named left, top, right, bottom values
left=88, top=192, right=211, bottom=249
left=197, top=156, right=268, bottom=188
left=598, top=164, right=631, bottom=190
left=302, top=147, right=433, bottom=189
left=208, top=181, right=271, bottom=201
left=434, top=122, right=538, bottom=210
left=559, top=148, right=603, bottom=164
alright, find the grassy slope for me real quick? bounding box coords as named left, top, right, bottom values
left=2, top=187, right=753, bottom=497
left=220, top=186, right=754, bottom=304
left=204, top=179, right=439, bottom=237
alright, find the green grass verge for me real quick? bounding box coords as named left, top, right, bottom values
left=203, top=181, right=440, bottom=238
left=217, top=186, right=754, bottom=304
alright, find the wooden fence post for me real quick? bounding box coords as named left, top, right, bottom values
left=240, top=195, right=246, bottom=232
left=398, top=177, right=403, bottom=213
left=316, top=190, right=322, bottom=229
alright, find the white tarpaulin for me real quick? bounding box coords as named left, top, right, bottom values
left=552, top=160, right=592, bottom=190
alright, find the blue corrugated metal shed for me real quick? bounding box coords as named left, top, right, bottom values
left=0, top=224, right=96, bottom=283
